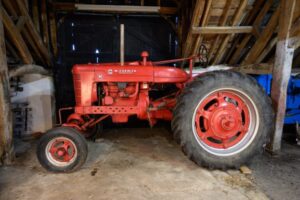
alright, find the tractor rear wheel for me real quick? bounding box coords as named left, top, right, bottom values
left=172, top=71, right=274, bottom=169
left=37, top=127, right=88, bottom=173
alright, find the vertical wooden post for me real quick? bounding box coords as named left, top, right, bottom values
left=269, top=0, right=296, bottom=153
left=0, top=0, right=13, bottom=164
left=120, top=24, right=124, bottom=66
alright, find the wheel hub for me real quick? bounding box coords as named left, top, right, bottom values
left=194, top=91, right=251, bottom=149
left=210, top=106, right=242, bottom=139
left=49, top=139, right=76, bottom=162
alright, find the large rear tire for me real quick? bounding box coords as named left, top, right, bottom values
left=172, top=71, right=274, bottom=169
left=37, top=127, right=88, bottom=173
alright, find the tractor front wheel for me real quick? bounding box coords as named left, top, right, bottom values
left=37, top=127, right=88, bottom=172
left=172, top=71, right=274, bottom=169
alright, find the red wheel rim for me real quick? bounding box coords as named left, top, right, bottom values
left=47, top=137, right=76, bottom=164
left=194, top=91, right=251, bottom=150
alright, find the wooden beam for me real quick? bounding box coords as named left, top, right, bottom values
left=16, top=16, right=26, bottom=31
left=182, top=0, right=205, bottom=57
left=49, top=11, right=57, bottom=56
left=192, top=0, right=213, bottom=55
left=0, top=7, right=33, bottom=64
left=192, top=26, right=253, bottom=34
left=21, top=26, right=45, bottom=64
left=16, top=0, right=51, bottom=66
left=5, top=39, right=20, bottom=61
left=242, top=5, right=280, bottom=65
left=32, top=0, right=40, bottom=33
left=256, top=37, right=277, bottom=63
left=208, top=0, right=233, bottom=62
left=0, top=0, right=13, bottom=164
left=229, top=0, right=274, bottom=64
left=41, top=0, right=50, bottom=49
left=243, top=0, right=265, bottom=25
left=51, top=2, right=75, bottom=11
left=53, top=4, right=178, bottom=14
left=3, top=0, right=45, bottom=64
left=233, top=63, right=273, bottom=74
left=22, top=0, right=29, bottom=10
left=223, top=0, right=265, bottom=63
left=269, top=0, right=296, bottom=153
left=2, top=0, right=18, bottom=20
left=291, top=17, right=300, bottom=37
left=212, top=0, right=248, bottom=64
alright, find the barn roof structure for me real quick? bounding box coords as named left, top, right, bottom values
left=1, top=0, right=299, bottom=68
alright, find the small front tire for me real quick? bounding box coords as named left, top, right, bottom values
left=37, top=127, right=88, bottom=173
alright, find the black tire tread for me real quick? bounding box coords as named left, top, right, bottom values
left=171, top=70, right=274, bottom=169
left=37, top=127, right=88, bottom=173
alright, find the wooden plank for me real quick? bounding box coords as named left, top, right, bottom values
left=229, top=0, right=274, bottom=64
left=192, top=0, right=213, bottom=55
left=159, top=7, right=178, bottom=15
left=9, top=0, right=47, bottom=65
left=16, top=16, right=26, bottom=31
left=242, top=0, right=265, bottom=25
left=182, top=0, right=205, bottom=57
left=49, top=11, right=57, bottom=56
left=51, top=2, right=75, bottom=11
left=233, top=63, right=273, bottom=74
left=192, top=26, right=253, bottom=34
left=208, top=0, right=233, bottom=62
left=21, top=27, right=45, bottom=65
left=223, top=0, right=265, bottom=63
left=2, top=0, right=18, bottom=20
left=16, top=0, right=51, bottom=66
left=32, top=0, right=40, bottom=33
left=22, top=0, right=29, bottom=10
left=5, top=40, right=20, bottom=61
left=41, top=0, right=50, bottom=49
left=74, top=4, right=177, bottom=14
left=277, top=1, right=295, bottom=40
left=0, top=0, right=13, bottom=164
left=291, top=17, right=300, bottom=37
left=242, top=6, right=280, bottom=65
left=212, top=0, right=241, bottom=9
left=210, top=7, right=243, bottom=17
left=269, top=0, right=296, bottom=153
left=212, top=0, right=248, bottom=64
left=0, top=7, right=33, bottom=64
left=256, top=37, right=277, bottom=63
left=5, top=0, right=45, bottom=64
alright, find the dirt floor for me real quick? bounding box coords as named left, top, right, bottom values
left=0, top=125, right=299, bottom=200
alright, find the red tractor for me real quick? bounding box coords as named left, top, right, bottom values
left=37, top=51, right=274, bottom=172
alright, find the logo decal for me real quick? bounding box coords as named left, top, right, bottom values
left=107, top=69, right=137, bottom=75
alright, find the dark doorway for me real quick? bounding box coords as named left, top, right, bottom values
left=55, top=13, right=177, bottom=109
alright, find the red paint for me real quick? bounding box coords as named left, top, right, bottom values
left=49, top=138, right=76, bottom=162
left=67, top=52, right=190, bottom=127
left=194, top=91, right=250, bottom=149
